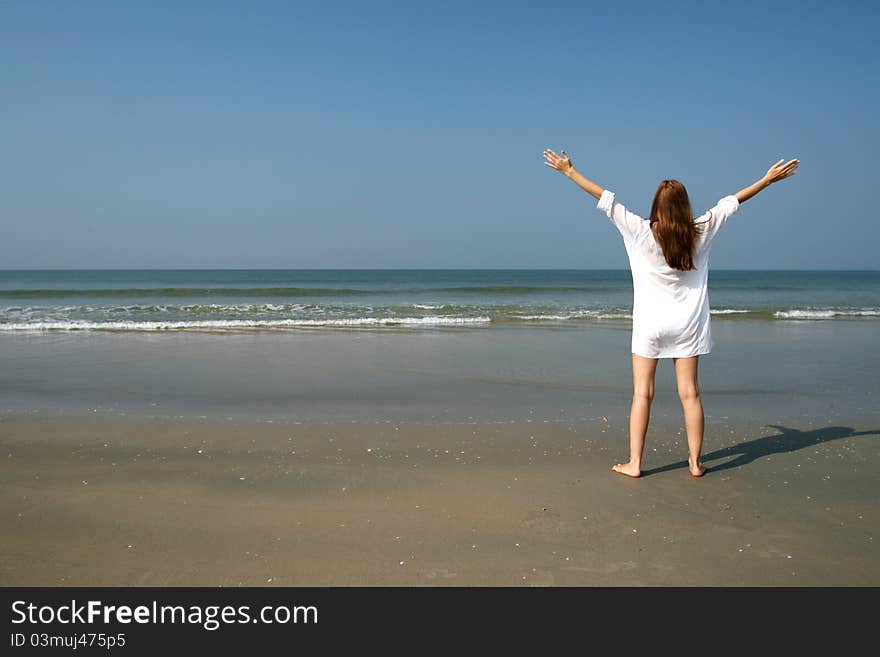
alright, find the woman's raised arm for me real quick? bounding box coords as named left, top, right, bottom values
left=543, top=148, right=604, bottom=200
left=735, top=158, right=800, bottom=204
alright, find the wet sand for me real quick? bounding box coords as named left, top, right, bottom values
left=3, top=320, right=878, bottom=426
left=1, top=415, right=877, bottom=586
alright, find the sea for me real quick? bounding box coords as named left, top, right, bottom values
left=1, top=269, right=879, bottom=331
left=2, top=270, right=878, bottom=425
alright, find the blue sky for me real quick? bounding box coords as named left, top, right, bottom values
left=1, top=0, right=877, bottom=269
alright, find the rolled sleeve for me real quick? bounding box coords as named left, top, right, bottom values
left=703, top=194, right=740, bottom=243
left=597, top=189, right=616, bottom=215
left=715, top=195, right=740, bottom=219
left=597, top=189, right=643, bottom=242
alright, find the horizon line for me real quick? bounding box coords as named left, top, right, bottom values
left=0, top=267, right=878, bottom=273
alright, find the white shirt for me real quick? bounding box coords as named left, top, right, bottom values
left=597, top=189, right=740, bottom=358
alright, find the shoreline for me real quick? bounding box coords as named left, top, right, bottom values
left=3, top=320, right=878, bottom=427
left=2, top=415, right=876, bottom=586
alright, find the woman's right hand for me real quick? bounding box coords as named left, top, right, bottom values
left=543, top=148, right=574, bottom=176
left=762, top=158, right=800, bottom=185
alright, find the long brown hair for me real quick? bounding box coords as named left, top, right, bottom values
left=648, top=179, right=705, bottom=271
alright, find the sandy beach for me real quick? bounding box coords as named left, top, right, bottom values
left=2, top=414, right=876, bottom=586
left=2, top=279, right=879, bottom=586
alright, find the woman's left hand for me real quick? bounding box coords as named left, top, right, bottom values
left=543, top=148, right=574, bottom=175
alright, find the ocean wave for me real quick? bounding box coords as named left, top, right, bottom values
left=162, top=303, right=312, bottom=313
left=0, top=316, right=493, bottom=332
left=514, top=309, right=587, bottom=320
left=3, top=304, right=880, bottom=331
left=2, top=303, right=317, bottom=315
left=513, top=314, right=589, bottom=321
left=773, top=308, right=880, bottom=319
left=510, top=309, right=631, bottom=321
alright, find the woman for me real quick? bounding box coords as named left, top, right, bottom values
left=542, top=149, right=799, bottom=478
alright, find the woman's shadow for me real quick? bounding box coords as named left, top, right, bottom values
left=642, top=424, right=879, bottom=477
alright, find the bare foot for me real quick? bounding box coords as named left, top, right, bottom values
left=612, top=461, right=641, bottom=478
left=688, top=457, right=706, bottom=477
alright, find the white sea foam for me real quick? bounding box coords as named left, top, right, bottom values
left=515, top=309, right=614, bottom=321
left=1, top=303, right=314, bottom=314
left=596, top=312, right=633, bottom=319
left=710, top=309, right=750, bottom=314
left=774, top=308, right=880, bottom=319
left=0, top=316, right=493, bottom=332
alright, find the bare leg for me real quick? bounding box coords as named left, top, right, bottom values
left=673, top=355, right=706, bottom=476
left=612, top=354, right=658, bottom=478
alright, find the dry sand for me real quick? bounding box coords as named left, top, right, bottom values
left=1, top=415, right=877, bottom=586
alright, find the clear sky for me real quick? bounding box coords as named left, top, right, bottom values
left=1, top=0, right=877, bottom=269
